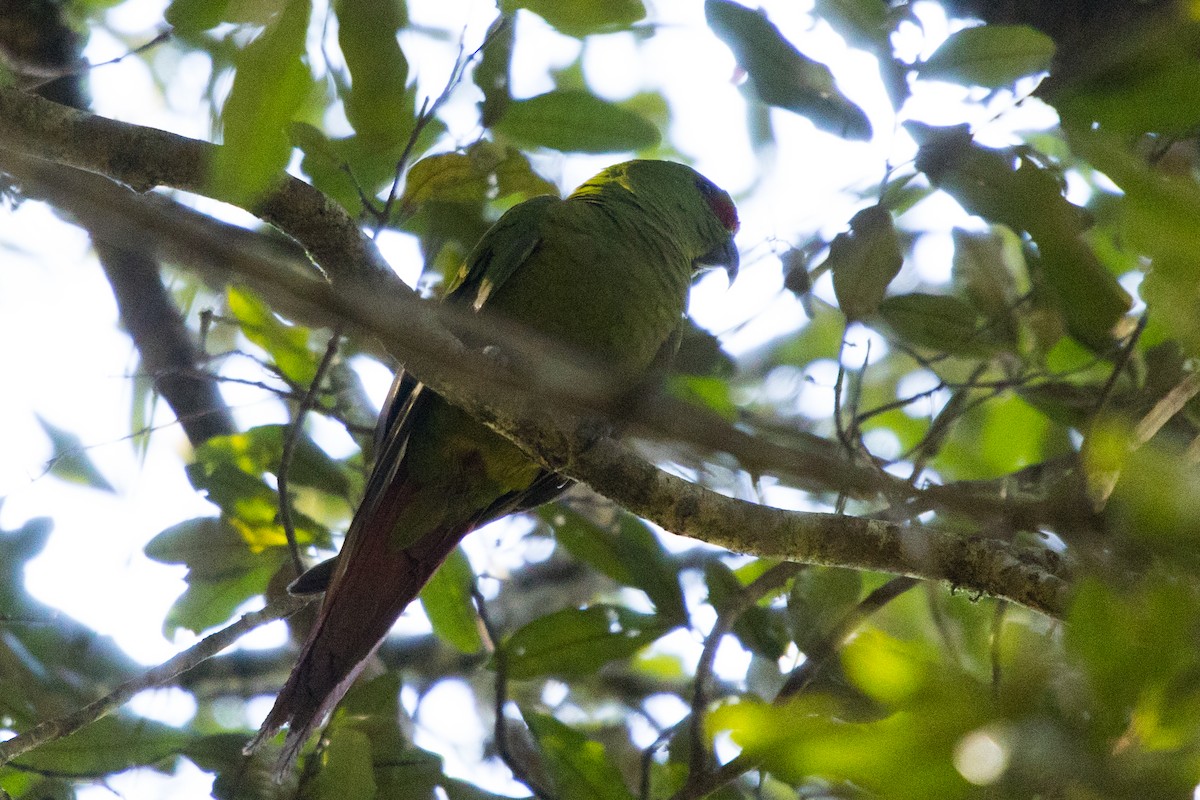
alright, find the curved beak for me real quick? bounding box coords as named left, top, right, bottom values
left=697, top=235, right=739, bottom=283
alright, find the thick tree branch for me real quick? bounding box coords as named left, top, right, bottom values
left=0, top=91, right=1070, bottom=618
left=96, top=237, right=237, bottom=444
left=0, top=85, right=399, bottom=292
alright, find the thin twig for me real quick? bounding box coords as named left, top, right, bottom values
left=374, top=18, right=511, bottom=234
left=278, top=327, right=344, bottom=577
left=684, top=563, right=803, bottom=794
left=670, top=577, right=917, bottom=800
left=472, top=587, right=555, bottom=800
left=0, top=593, right=312, bottom=767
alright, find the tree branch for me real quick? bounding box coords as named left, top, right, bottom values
left=0, top=85, right=399, bottom=292
left=0, top=90, right=1071, bottom=619
left=0, top=594, right=311, bottom=768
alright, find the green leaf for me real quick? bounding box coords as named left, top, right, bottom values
left=303, top=727, right=378, bottom=800
left=211, top=1, right=312, bottom=204
left=400, top=153, right=492, bottom=214
left=420, top=547, right=484, bottom=654
left=493, top=90, right=660, bottom=153
left=524, top=713, right=636, bottom=800
left=788, top=567, right=862, bottom=649
left=546, top=505, right=688, bottom=625
left=475, top=16, right=514, bottom=127
left=165, top=563, right=277, bottom=635
left=951, top=228, right=1021, bottom=346
left=706, top=0, right=871, bottom=140
left=335, top=0, right=409, bottom=148
left=35, top=415, right=115, bottom=492
left=145, top=516, right=255, bottom=576
left=878, top=293, right=996, bottom=355
left=920, top=24, right=1054, bottom=88
left=703, top=561, right=791, bottom=660
left=814, top=0, right=893, bottom=52
left=12, top=715, right=188, bottom=775
left=226, top=285, right=318, bottom=385
left=164, top=0, right=231, bottom=32
left=196, top=424, right=350, bottom=497
left=827, top=204, right=903, bottom=320
left=912, top=126, right=1131, bottom=347
left=503, top=604, right=669, bottom=679
left=499, top=0, right=645, bottom=37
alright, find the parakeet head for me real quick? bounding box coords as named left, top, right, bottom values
left=572, top=160, right=740, bottom=280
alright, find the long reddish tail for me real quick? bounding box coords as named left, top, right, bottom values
left=247, top=508, right=470, bottom=772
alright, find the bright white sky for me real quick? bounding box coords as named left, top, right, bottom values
left=0, top=0, right=1058, bottom=796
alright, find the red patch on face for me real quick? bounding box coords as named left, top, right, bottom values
left=697, top=178, right=740, bottom=234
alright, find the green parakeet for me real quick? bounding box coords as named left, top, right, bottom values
left=248, top=160, right=740, bottom=769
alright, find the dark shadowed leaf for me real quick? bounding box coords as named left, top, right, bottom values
left=546, top=504, right=688, bottom=625
left=525, top=712, right=636, bottom=800
left=503, top=604, right=669, bottom=678
left=704, top=561, right=792, bottom=660
left=12, top=715, right=188, bottom=775
left=706, top=0, right=871, bottom=140
left=475, top=16, right=515, bottom=127
left=921, top=24, right=1054, bottom=88
left=879, top=293, right=996, bottom=355
left=827, top=204, right=903, bottom=320
left=814, top=0, right=893, bottom=51
left=912, top=125, right=1130, bottom=347
left=494, top=90, right=660, bottom=153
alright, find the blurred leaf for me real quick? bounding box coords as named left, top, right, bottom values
left=303, top=727, right=377, bottom=800
left=489, top=145, right=558, bottom=200
left=499, top=0, right=645, bottom=37
left=547, top=504, right=688, bottom=625
left=494, top=90, right=660, bottom=153
left=788, top=567, right=862, bottom=650
left=476, top=16, right=514, bottom=127
left=667, top=375, right=737, bottom=419
left=335, top=0, right=409, bottom=148
left=35, top=415, right=115, bottom=492
left=164, top=0, right=231, bottom=32
left=145, top=516, right=256, bottom=576
left=921, top=24, right=1054, bottom=88
left=211, top=1, right=311, bottom=204
left=814, top=0, right=893, bottom=51
left=420, top=547, right=483, bottom=654
left=146, top=516, right=290, bottom=635
left=503, top=604, right=670, bottom=678
left=227, top=285, right=317, bottom=385
left=1050, top=21, right=1200, bottom=137
left=12, top=715, right=187, bottom=775
left=672, top=321, right=737, bottom=378
left=827, top=204, right=903, bottom=320
left=912, top=125, right=1131, bottom=347
left=704, top=561, right=791, bottom=659
left=525, top=712, right=636, bottom=800
left=951, top=228, right=1021, bottom=346
left=706, top=0, right=871, bottom=140
left=878, top=293, right=996, bottom=355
